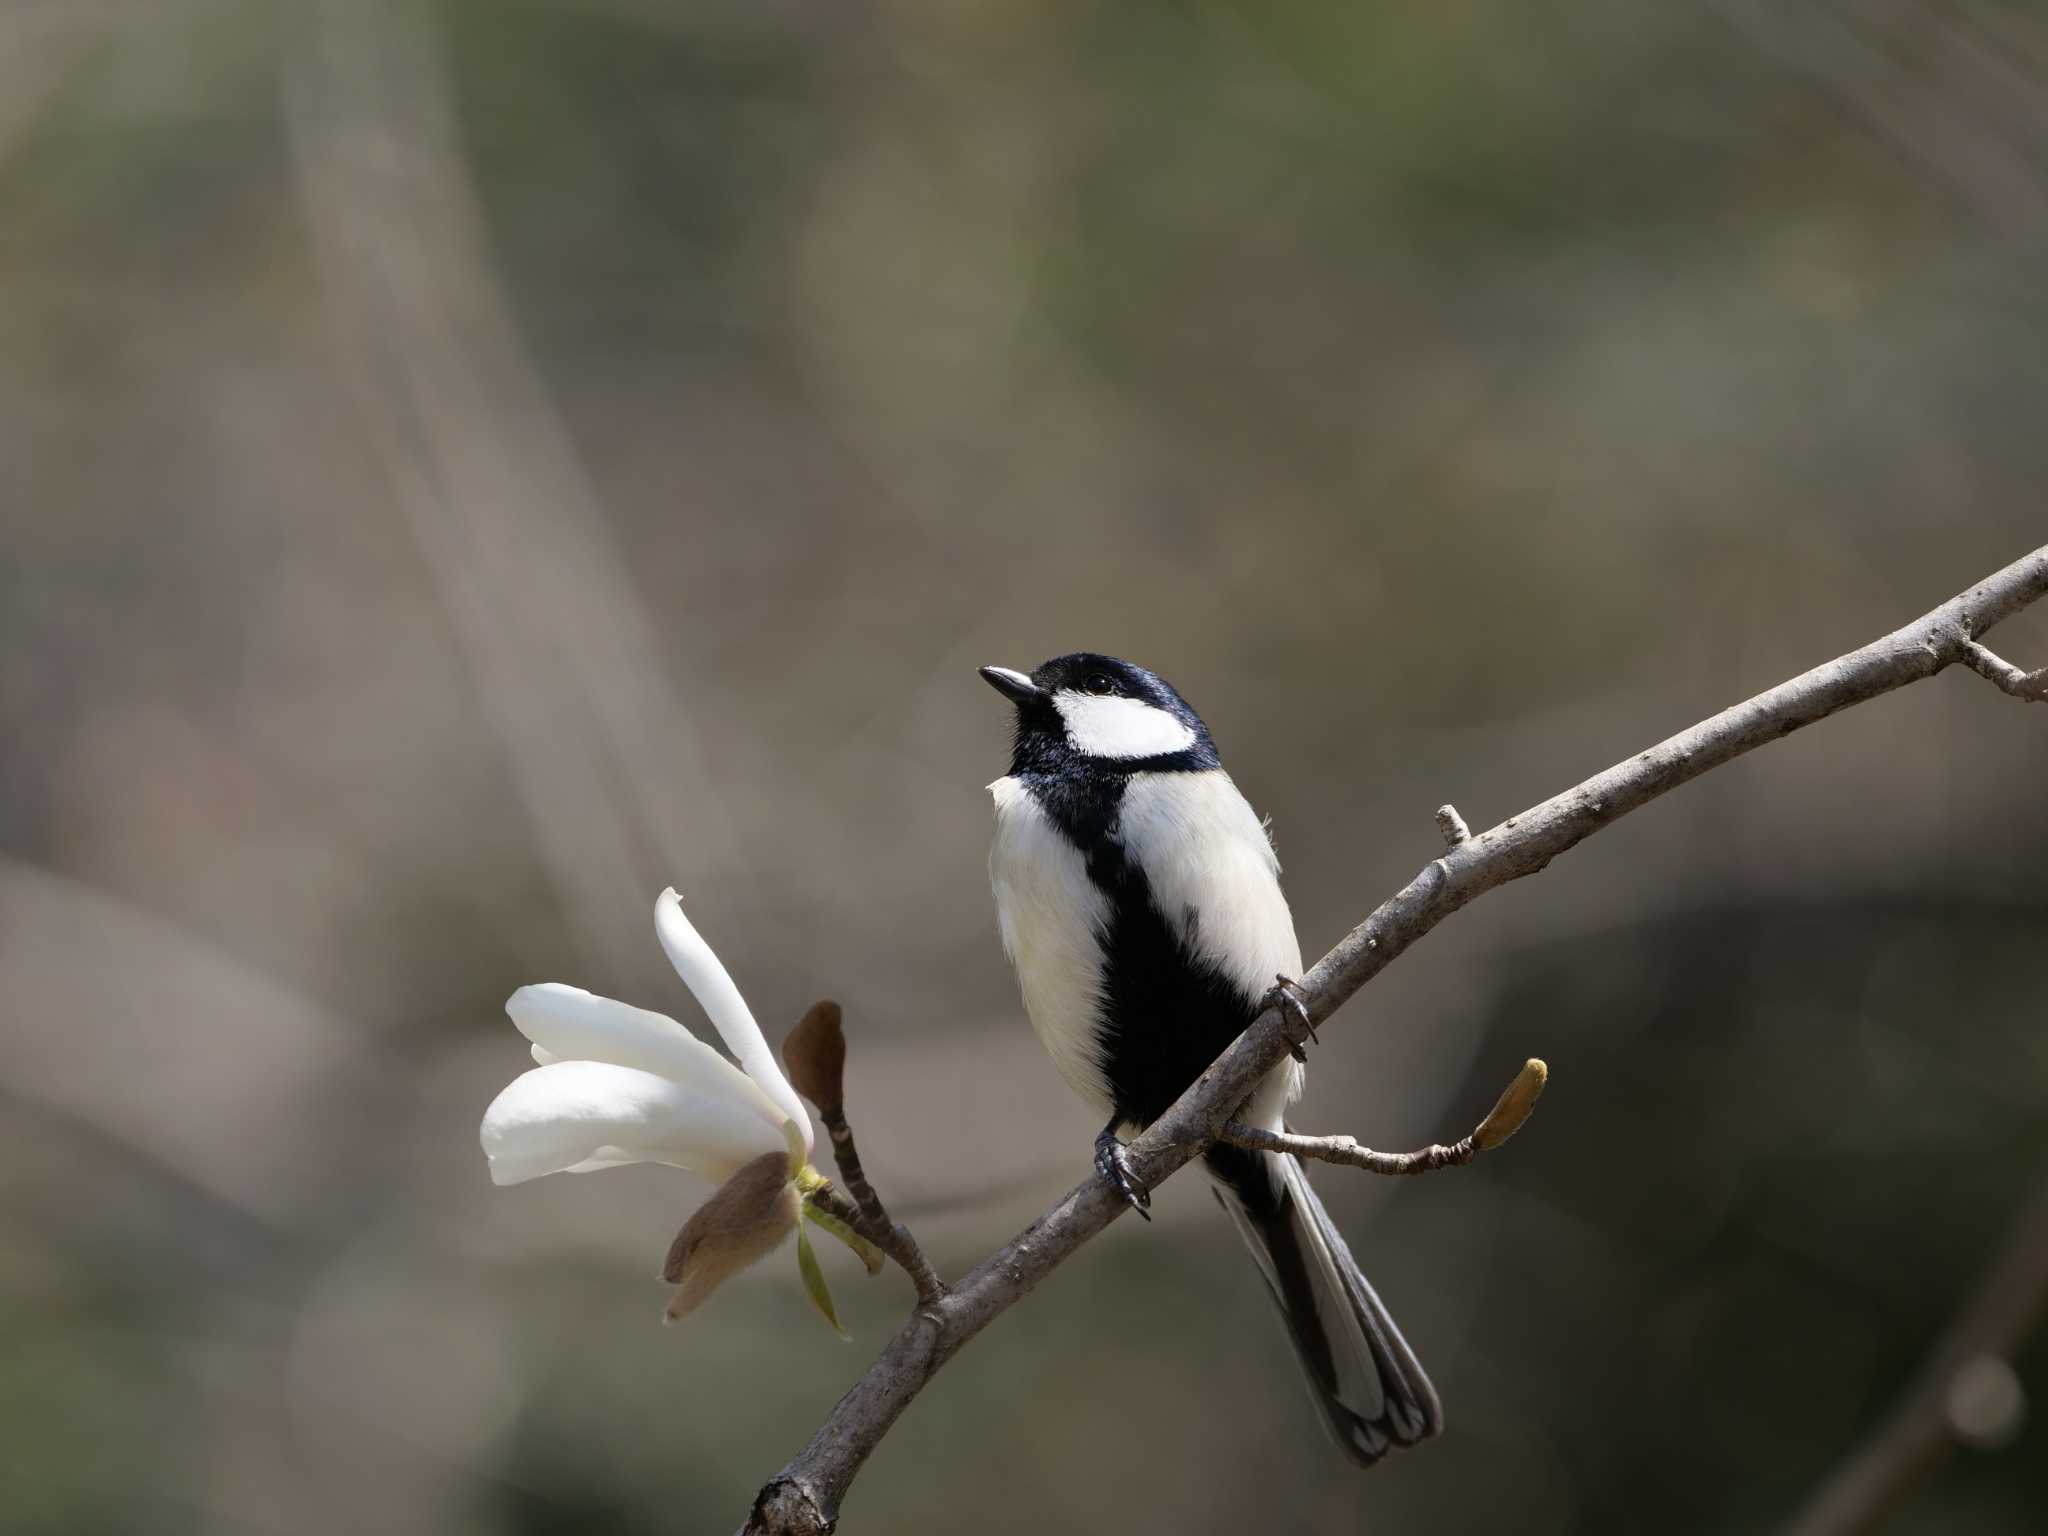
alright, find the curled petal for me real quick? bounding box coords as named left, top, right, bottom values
left=654, top=889, right=812, bottom=1155
left=562, top=1145, right=639, bottom=1173
left=505, top=983, right=784, bottom=1129
left=479, top=1060, right=784, bottom=1187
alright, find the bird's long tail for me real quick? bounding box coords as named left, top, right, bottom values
left=1206, top=1138, right=1443, bottom=1466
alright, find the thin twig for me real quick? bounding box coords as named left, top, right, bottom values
left=1778, top=1182, right=2048, bottom=1536
left=1220, top=1122, right=1477, bottom=1175
left=1960, top=639, right=2048, bottom=700
left=820, top=1107, right=946, bottom=1307
left=1220, top=1057, right=1548, bottom=1176
left=742, top=543, right=2048, bottom=1536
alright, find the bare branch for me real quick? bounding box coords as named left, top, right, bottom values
left=1778, top=1182, right=2048, bottom=1536
left=741, top=544, right=2048, bottom=1535
left=1219, top=1058, right=1548, bottom=1176
left=1960, top=639, right=2048, bottom=701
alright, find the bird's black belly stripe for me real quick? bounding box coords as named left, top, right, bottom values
left=1017, top=767, right=1258, bottom=1129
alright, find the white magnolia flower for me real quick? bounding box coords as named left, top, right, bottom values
left=480, top=890, right=843, bottom=1324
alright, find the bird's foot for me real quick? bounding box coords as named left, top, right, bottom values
left=1264, top=974, right=1318, bottom=1063
left=1095, top=1124, right=1152, bottom=1220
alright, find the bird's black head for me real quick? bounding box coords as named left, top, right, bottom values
left=979, top=653, right=1220, bottom=776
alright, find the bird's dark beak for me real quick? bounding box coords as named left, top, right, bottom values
left=979, top=666, right=1042, bottom=704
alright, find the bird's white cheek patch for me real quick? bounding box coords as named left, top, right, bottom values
left=1054, top=692, right=1198, bottom=759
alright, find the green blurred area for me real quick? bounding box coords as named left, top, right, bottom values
left=3, top=1, right=2046, bottom=1531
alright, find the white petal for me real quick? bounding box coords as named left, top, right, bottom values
left=478, top=1060, right=784, bottom=1187
left=505, top=983, right=784, bottom=1129
left=653, top=889, right=813, bottom=1154
left=563, top=1145, right=638, bottom=1173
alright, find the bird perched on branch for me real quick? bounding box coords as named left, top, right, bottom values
left=980, top=653, right=1442, bottom=1465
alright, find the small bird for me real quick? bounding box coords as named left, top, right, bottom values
left=981, top=653, right=1442, bottom=1465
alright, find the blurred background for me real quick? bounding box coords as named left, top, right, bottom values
left=4, top=0, right=2046, bottom=1531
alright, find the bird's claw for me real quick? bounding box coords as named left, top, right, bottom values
left=1095, top=1128, right=1152, bottom=1220
left=1264, top=974, right=1317, bottom=1062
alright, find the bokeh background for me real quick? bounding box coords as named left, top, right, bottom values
left=5, top=1, right=2047, bottom=1531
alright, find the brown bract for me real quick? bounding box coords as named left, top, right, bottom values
left=663, top=1150, right=800, bottom=1323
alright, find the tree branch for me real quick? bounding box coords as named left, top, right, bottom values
left=743, top=543, right=2048, bottom=1535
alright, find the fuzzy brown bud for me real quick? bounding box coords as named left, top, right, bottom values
left=782, top=1000, right=847, bottom=1116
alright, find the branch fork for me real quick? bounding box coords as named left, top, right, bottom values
left=1960, top=639, right=2048, bottom=701
left=783, top=1002, right=946, bottom=1307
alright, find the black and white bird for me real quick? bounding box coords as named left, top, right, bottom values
left=980, top=653, right=1442, bottom=1466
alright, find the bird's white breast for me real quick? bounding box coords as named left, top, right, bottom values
left=987, top=775, right=1114, bottom=1110
left=989, top=768, right=1307, bottom=1123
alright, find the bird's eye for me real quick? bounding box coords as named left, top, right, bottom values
left=1084, top=673, right=1116, bottom=695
